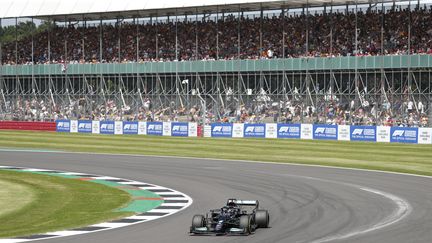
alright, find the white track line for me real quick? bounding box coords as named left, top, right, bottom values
left=288, top=175, right=412, bottom=243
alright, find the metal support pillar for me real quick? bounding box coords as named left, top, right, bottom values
left=260, top=4, right=263, bottom=58
left=155, top=14, right=159, bottom=60
left=216, top=7, right=219, bottom=60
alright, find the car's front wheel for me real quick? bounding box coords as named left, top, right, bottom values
left=192, top=214, right=205, bottom=228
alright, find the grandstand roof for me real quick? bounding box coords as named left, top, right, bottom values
left=0, top=0, right=398, bottom=20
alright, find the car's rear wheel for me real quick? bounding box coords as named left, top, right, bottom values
left=239, top=215, right=252, bottom=234
left=192, top=214, right=205, bottom=228
left=255, top=210, right=270, bottom=228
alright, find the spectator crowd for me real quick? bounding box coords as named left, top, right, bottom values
left=0, top=94, right=429, bottom=127
left=1, top=6, right=432, bottom=65
left=0, top=5, right=431, bottom=127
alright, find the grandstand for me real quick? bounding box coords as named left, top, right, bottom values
left=0, top=0, right=431, bottom=127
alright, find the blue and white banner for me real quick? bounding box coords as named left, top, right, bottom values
left=56, top=120, right=70, bottom=132
left=350, top=126, right=376, bottom=142
left=211, top=123, right=233, bottom=137
left=77, top=120, right=92, bottom=133
left=171, top=122, right=189, bottom=137
left=99, top=121, right=115, bottom=134
left=390, top=127, right=418, bottom=143
left=55, top=120, right=431, bottom=144
left=146, top=122, right=163, bottom=136
left=277, top=124, right=301, bottom=139
left=313, top=124, right=338, bottom=140
left=243, top=124, right=266, bottom=138
left=123, top=121, right=139, bottom=135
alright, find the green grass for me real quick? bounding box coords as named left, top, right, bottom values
left=0, top=178, right=35, bottom=218
left=0, top=130, right=431, bottom=177
left=0, top=169, right=132, bottom=238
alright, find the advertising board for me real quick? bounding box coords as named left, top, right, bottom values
left=77, top=120, right=92, bottom=133
left=171, top=122, right=189, bottom=137
left=243, top=124, right=266, bottom=138
left=277, top=124, right=301, bottom=139
left=350, top=125, right=376, bottom=142
left=100, top=121, right=115, bottom=134
left=147, top=122, right=163, bottom=136
left=211, top=123, right=233, bottom=138
left=390, top=127, right=418, bottom=143
left=312, top=124, right=338, bottom=140
left=56, top=120, right=70, bottom=132
left=123, top=121, right=139, bottom=135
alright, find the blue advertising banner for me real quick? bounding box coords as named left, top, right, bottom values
left=171, top=122, right=189, bottom=137
left=390, top=127, right=418, bottom=143
left=56, top=120, right=70, bottom=132
left=313, top=124, right=338, bottom=140
left=350, top=126, right=376, bottom=142
left=77, top=120, right=92, bottom=133
left=146, top=122, right=163, bottom=136
left=99, top=121, right=115, bottom=134
left=211, top=123, right=233, bottom=137
left=122, top=121, right=138, bottom=135
left=277, top=124, right=301, bottom=139
left=243, top=124, right=266, bottom=138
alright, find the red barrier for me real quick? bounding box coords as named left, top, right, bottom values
left=197, top=125, right=203, bottom=137
left=0, top=121, right=56, bottom=131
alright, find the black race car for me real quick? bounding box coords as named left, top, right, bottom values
left=190, top=199, right=269, bottom=235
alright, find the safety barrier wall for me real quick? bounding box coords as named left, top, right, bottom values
left=55, top=120, right=432, bottom=145
left=0, top=121, right=56, bottom=131
left=3, top=55, right=432, bottom=76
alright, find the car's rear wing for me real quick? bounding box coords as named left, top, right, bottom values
left=229, top=199, right=259, bottom=208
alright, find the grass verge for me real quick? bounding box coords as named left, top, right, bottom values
left=0, top=130, right=431, bottom=177
left=0, top=169, right=132, bottom=238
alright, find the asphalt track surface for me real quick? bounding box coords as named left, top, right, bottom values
left=1, top=150, right=432, bottom=243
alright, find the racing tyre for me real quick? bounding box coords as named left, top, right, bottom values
left=255, top=210, right=269, bottom=228
left=239, top=215, right=252, bottom=234
left=192, top=215, right=205, bottom=228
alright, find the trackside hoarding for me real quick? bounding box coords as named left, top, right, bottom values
left=100, top=121, right=115, bottom=134
left=390, top=127, right=418, bottom=143
left=243, top=124, right=266, bottom=138
left=211, top=123, right=232, bottom=137
left=277, top=124, right=301, bottom=139
left=56, top=120, right=431, bottom=145
left=123, top=121, right=139, bottom=135
left=146, top=122, right=163, bottom=136
left=171, top=122, right=189, bottom=137
left=77, top=120, right=92, bottom=133
left=350, top=126, right=376, bottom=142
left=56, top=120, right=70, bottom=132
left=313, top=124, right=338, bottom=140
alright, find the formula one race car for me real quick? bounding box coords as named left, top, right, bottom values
left=190, top=199, right=269, bottom=235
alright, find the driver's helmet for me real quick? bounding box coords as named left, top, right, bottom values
left=227, top=200, right=237, bottom=208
